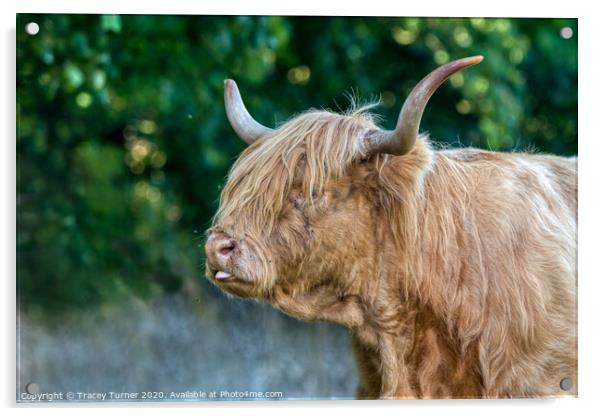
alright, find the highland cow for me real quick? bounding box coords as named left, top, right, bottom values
left=204, top=56, right=577, bottom=399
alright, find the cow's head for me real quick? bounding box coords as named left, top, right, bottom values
left=205, top=57, right=482, bottom=315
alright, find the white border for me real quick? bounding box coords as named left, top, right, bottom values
left=3, top=1, right=601, bottom=415
left=7, top=0, right=583, bottom=17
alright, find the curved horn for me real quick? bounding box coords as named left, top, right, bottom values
left=224, top=79, right=274, bottom=145
left=364, top=56, right=484, bottom=156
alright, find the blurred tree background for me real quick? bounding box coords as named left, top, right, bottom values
left=17, top=15, right=577, bottom=317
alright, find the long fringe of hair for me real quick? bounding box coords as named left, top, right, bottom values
left=214, top=104, right=381, bottom=235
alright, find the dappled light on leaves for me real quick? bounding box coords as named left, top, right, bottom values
left=17, top=15, right=577, bottom=314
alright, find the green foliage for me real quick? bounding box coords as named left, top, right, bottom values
left=16, top=15, right=577, bottom=315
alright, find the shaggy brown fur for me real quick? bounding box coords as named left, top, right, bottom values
left=206, top=107, right=577, bottom=399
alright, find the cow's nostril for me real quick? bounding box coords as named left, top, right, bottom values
left=219, top=240, right=236, bottom=256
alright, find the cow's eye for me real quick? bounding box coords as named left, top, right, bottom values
left=292, top=192, right=304, bottom=209
left=291, top=190, right=319, bottom=210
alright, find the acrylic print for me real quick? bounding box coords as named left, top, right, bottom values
left=17, top=14, right=577, bottom=401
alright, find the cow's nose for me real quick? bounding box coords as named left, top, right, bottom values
left=205, top=232, right=237, bottom=263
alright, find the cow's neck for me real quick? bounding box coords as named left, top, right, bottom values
left=351, top=145, right=485, bottom=398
